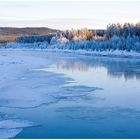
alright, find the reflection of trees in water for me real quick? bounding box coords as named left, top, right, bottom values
left=56, top=57, right=140, bottom=80
left=104, top=60, right=140, bottom=80
left=56, top=59, right=90, bottom=72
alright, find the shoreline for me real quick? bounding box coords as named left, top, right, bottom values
left=1, top=46, right=140, bottom=59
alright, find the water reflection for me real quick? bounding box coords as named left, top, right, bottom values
left=56, top=60, right=89, bottom=72
left=55, top=56, right=140, bottom=80
left=56, top=106, right=140, bottom=121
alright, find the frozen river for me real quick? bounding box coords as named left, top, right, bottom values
left=0, top=49, right=140, bottom=138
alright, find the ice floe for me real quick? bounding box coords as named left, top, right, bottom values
left=0, top=112, right=37, bottom=138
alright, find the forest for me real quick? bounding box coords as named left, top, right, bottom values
left=8, top=23, right=140, bottom=52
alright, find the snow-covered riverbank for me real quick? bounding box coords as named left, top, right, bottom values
left=2, top=42, right=140, bottom=59
left=44, top=48, right=140, bottom=58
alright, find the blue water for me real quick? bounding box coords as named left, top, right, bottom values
left=1, top=51, right=140, bottom=138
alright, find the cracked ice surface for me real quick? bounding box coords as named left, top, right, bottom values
left=0, top=49, right=101, bottom=138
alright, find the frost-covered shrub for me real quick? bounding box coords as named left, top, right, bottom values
left=49, top=35, right=140, bottom=52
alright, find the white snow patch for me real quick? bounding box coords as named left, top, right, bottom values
left=0, top=119, right=34, bottom=129
left=0, top=128, right=22, bottom=139
left=0, top=119, right=36, bottom=138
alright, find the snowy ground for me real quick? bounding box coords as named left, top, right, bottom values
left=0, top=49, right=100, bottom=138
left=4, top=42, right=140, bottom=59
left=44, top=48, right=140, bottom=58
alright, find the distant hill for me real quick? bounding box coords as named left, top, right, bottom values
left=0, top=27, right=58, bottom=42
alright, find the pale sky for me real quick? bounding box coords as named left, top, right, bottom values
left=0, top=0, right=140, bottom=29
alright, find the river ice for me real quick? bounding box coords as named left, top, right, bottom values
left=0, top=111, right=36, bottom=139
left=0, top=49, right=101, bottom=138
